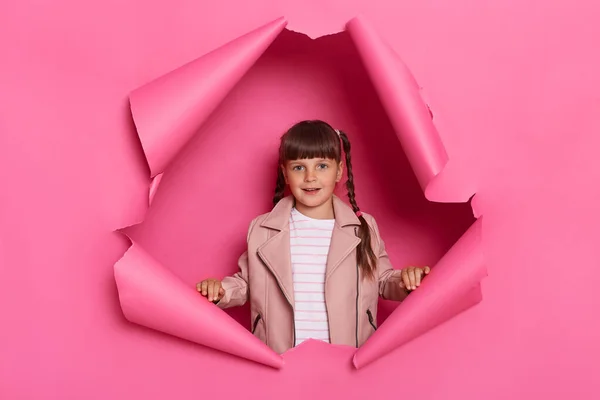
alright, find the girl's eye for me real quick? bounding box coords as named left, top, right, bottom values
left=292, top=165, right=304, bottom=171
left=318, top=163, right=328, bottom=169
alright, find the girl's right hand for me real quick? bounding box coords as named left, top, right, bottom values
left=196, top=279, right=225, bottom=303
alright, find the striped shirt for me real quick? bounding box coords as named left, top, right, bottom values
left=289, top=207, right=334, bottom=345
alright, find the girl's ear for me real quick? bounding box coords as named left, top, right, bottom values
left=281, top=164, right=289, bottom=184
left=336, top=161, right=344, bottom=182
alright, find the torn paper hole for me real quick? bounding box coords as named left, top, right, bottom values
left=114, top=15, right=486, bottom=370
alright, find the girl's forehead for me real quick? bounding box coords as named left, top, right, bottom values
left=287, top=157, right=336, bottom=163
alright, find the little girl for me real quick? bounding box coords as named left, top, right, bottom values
left=197, top=120, right=429, bottom=354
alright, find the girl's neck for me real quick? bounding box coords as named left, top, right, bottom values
left=294, top=197, right=335, bottom=220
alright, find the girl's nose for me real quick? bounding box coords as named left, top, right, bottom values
left=305, top=169, right=317, bottom=182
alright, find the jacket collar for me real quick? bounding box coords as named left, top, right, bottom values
left=260, top=194, right=361, bottom=231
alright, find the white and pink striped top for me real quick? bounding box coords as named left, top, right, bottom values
left=289, top=207, right=334, bottom=346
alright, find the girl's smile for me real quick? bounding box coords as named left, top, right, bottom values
left=301, top=187, right=321, bottom=193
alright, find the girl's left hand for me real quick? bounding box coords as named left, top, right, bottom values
left=401, top=266, right=431, bottom=291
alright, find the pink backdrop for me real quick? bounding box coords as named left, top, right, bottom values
left=1, top=1, right=599, bottom=399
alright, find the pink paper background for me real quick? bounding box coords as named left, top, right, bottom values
left=1, top=1, right=599, bottom=399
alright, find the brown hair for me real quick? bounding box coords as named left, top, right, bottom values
left=273, top=120, right=377, bottom=278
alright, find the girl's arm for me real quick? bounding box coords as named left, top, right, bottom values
left=215, top=251, right=250, bottom=308
left=367, top=215, right=410, bottom=302
left=215, top=218, right=260, bottom=309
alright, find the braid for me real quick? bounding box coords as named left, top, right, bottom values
left=273, top=168, right=286, bottom=206
left=338, top=131, right=378, bottom=278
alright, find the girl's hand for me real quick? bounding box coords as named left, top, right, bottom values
left=401, top=266, right=431, bottom=291
left=196, top=279, right=225, bottom=303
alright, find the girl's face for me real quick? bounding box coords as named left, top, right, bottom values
left=282, top=157, right=343, bottom=214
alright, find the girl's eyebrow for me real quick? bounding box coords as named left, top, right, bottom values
left=289, top=158, right=331, bottom=165
left=288, top=161, right=306, bottom=167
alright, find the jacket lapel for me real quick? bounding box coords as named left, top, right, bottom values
left=257, top=196, right=295, bottom=307
left=257, top=229, right=294, bottom=307
left=325, top=196, right=361, bottom=279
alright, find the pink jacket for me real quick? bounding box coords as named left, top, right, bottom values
left=217, top=195, right=409, bottom=354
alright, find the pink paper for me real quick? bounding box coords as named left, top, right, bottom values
left=346, top=16, right=449, bottom=200
left=129, top=16, right=287, bottom=179
left=4, top=3, right=599, bottom=398
left=114, top=17, right=289, bottom=369
left=115, top=239, right=283, bottom=369
left=148, top=173, right=163, bottom=206
left=343, top=16, right=486, bottom=368
left=353, top=218, right=485, bottom=369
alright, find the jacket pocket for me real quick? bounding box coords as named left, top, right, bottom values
left=366, top=309, right=377, bottom=331
left=252, top=313, right=262, bottom=334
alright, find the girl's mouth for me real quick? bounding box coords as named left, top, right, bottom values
left=302, top=188, right=321, bottom=195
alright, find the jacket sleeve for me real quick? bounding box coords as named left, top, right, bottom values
left=215, top=218, right=258, bottom=309
left=369, top=215, right=410, bottom=302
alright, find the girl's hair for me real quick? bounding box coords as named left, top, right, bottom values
left=273, top=120, right=377, bottom=278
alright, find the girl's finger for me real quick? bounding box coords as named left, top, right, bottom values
left=415, top=269, right=422, bottom=287
left=408, top=268, right=417, bottom=290
left=401, top=269, right=411, bottom=290
left=208, top=281, right=216, bottom=302
left=201, top=281, right=208, bottom=296
left=219, top=286, right=225, bottom=298
left=213, top=282, right=220, bottom=301
left=424, top=266, right=431, bottom=274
